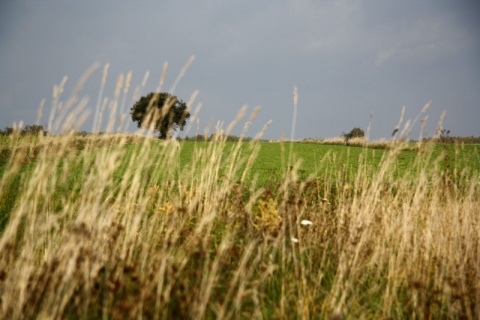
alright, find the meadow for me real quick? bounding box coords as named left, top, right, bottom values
left=0, top=131, right=478, bottom=319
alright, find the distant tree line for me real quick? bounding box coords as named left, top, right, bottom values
left=182, top=134, right=254, bottom=142
left=2, top=123, right=478, bottom=144
left=428, top=129, right=480, bottom=144
left=446, top=136, right=480, bottom=144
left=0, top=125, right=47, bottom=136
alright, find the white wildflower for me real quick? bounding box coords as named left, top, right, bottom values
left=291, top=237, right=299, bottom=243
left=300, top=220, right=313, bottom=226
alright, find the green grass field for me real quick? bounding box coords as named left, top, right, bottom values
left=0, top=134, right=479, bottom=319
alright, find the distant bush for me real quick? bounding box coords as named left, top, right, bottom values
left=182, top=134, right=210, bottom=142
left=342, top=127, right=365, bottom=142
left=214, top=134, right=253, bottom=142
left=74, top=131, right=93, bottom=137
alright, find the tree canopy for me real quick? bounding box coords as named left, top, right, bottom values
left=130, top=92, right=190, bottom=139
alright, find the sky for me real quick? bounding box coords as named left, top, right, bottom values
left=1, top=0, right=479, bottom=140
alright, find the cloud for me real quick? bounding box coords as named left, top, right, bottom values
left=282, top=0, right=477, bottom=68
left=373, top=14, right=473, bottom=66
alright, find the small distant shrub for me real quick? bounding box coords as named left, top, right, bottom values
left=183, top=134, right=209, bottom=141
left=342, top=127, right=365, bottom=142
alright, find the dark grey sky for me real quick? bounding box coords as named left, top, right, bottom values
left=1, top=0, right=479, bottom=139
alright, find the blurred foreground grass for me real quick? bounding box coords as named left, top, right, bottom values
left=0, top=134, right=479, bottom=319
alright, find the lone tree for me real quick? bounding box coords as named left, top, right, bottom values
left=342, top=127, right=365, bottom=142
left=130, top=92, right=190, bottom=139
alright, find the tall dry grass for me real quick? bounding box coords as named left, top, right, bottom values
left=0, top=67, right=478, bottom=319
